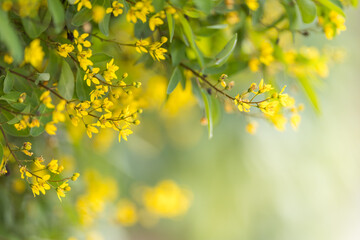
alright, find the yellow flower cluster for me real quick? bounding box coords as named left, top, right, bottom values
left=76, top=170, right=118, bottom=226
left=14, top=116, right=40, bottom=131
left=13, top=142, right=80, bottom=201
left=248, top=40, right=274, bottom=72
left=284, top=47, right=329, bottom=78
left=229, top=78, right=302, bottom=132
left=126, top=0, right=154, bottom=23
left=24, top=39, right=44, bottom=70
left=116, top=199, right=138, bottom=226
left=2, top=0, right=42, bottom=17
left=135, top=37, right=168, bottom=61
left=74, top=0, right=92, bottom=12
left=106, top=0, right=124, bottom=17
left=246, top=0, right=260, bottom=11
left=49, top=30, right=142, bottom=141
left=142, top=180, right=192, bottom=218
left=318, top=10, right=346, bottom=40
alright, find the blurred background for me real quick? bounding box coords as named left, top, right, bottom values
left=1, top=4, right=360, bottom=240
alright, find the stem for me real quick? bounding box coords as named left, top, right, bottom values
left=0, top=66, right=66, bottom=101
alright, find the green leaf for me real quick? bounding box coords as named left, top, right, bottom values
left=35, top=73, right=50, bottom=85
left=193, top=0, right=213, bottom=14
left=206, top=24, right=228, bottom=29
left=167, top=67, right=183, bottom=94
left=351, top=0, right=358, bottom=7
left=179, top=14, right=204, bottom=68
left=283, top=0, right=298, bottom=34
left=0, top=10, right=23, bottom=62
left=298, top=77, right=320, bottom=113
left=75, top=67, right=91, bottom=101
left=99, top=0, right=111, bottom=36
left=170, top=40, right=186, bottom=66
left=0, top=111, right=30, bottom=137
left=21, top=11, right=51, bottom=38
left=316, top=0, right=345, bottom=16
left=48, top=0, right=65, bottom=33
left=6, top=115, right=22, bottom=125
left=297, top=0, right=317, bottom=23
left=71, top=7, right=93, bottom=26
left=200, top=89, right=213, bottom=139
left=166, top=12, right=175, bottom=43
left=152, top=0, right=165, bottom=12
left=210, top=95, right=221, bottom=126
left=134, top=20, right=153, bottom=39
left=91, top=53, right=113, bottom=68
left=0, top=91, right=21, bottom=103
left=58, top=60, right=74, bottom=101
left=0, top=142, right=3, bottom=163
left=3, top=71, right=14, bottom=93
left=207, top=33, right=237, bottom=67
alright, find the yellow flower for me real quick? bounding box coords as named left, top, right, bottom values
left=47, top=159, right=60, bottom=174
left=92, top=5, right=106, bottom=23
left=57, top=181, right=71, bottom=201
left=118, top=128, right=133, bottom=142
left=77, top=45, right=93, bottom=70
left=90, top=85, right=106, bottom=102
left=246, top=0, right=259, bottom=11
left=31, top=184, right=40, bottom=197
left=103, top=59, right=119, bottom=82
left=74, top=30, right=91, bottom=48
left=149, top=14, right=164, bottom=31
left=278, top=85, right=295, bottom=107
left=143, top=180, right=191, bottom=218
left=35, top=174, right=51, bottom=195
left=3, top=53, right=13, bottom=64
left=34, top=156, right=45, bottom=169
left=86, top=124, right=99, bottom=138
left=271, top=114, right=287, bottom=131
left=18, top=92, right=26, bottom=103
left=116, top=199, right=138, bottom=226
left=106, top=0, right=124, bottom=17
left=24, top=39, right=44, bottom=69
left=290, top=114, right=301, bottom=130
left=20, top=166, right=32, bottom=179
left=226, top=11, right=240, bottom=25
left=45, top=122, right=57, bottom=135
left=148, top=37, right=168, bottom=61
left=149, top=47, right=167, bottom=61
left=258, top=79, right=272, bottom=93
left=234, top=95, right=251, bottom=112
left=324, top=24, right=335, bottom=40
left=259, top=41, right=274, bottom=66
left=74, top=0, right=92, bottom=11
left=126, top=1, right=153, bottom=23
left=259, top=100, right=279, bottom=116
left=248, top=58, right=260, bottom=72
left=84, top=68, right=100, bottom=86
left=57, top=44, right=74, bottom=58
left=246, top=122, right=258, bottom=135
left=1, top=0, right=12, bottom=11
left=40, top=91, right=55, bottom=109
left=135, top=40, right=149, bottom=53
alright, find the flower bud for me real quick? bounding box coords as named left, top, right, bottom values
left=71, top=173, right=80, bottom=181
